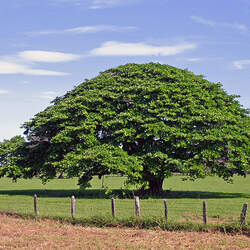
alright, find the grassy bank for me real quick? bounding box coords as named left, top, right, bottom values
left=1, top=212, right=250, bottom=234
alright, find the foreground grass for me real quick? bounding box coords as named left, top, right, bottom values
left=2, top=212, right=249, bottom=234
left=0, top=213, right=249, bottom=249
left=0, top=176, right=249, bottom=225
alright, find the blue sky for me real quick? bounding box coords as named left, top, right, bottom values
left=0, top=0, right=250, bottom=141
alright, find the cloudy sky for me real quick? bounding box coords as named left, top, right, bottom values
left=0, top=0, right=250, bottom=141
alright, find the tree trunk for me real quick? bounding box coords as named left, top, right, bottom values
left=148, top=178, right=164, bottom=194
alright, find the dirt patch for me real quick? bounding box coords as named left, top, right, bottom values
left=0, top=214, right=249, bottom=249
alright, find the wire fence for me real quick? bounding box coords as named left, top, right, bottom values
left=2, top=194, right=248, bottom=225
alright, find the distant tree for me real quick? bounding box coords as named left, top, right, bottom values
left=0, top=63, right=249, bottom=193
left=0, top=136, right=26, bottom=180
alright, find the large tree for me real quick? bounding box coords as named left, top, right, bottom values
left=1, top=63, right=249, bottom=193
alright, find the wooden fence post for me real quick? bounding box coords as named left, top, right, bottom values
left=134, top=196, right=141, bottom=217
left=164, top=200, right=168, bottom=220
left=71, top=195, right=75, bottom=218
left=203, top=200, right=207, bottom=224
left=111, top=198, right=116, bottom=217
left=240, top=202, right=248, bottom=225
left=34, top=194, right=39, bottom=216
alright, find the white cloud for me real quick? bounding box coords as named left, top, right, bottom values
left=90, top=0, right=135, bottom=9
left=0, top=50, right=81, bottom=76
left=90, top=41, right=196, bottom=56
left=223, top=23, right=247, bottom=32
left=184, top=57, right=202, bottom=62
left=18, top=50, right=81, bottom=63
left=67, top=25, right=135, bottom=33
left=53, top=0, right=138, bottom=9
left=0, top=60, right=69, bottom=76
left=0, top=89, right=9, bottom=95
left=232, top=60, right=250, bottom=70
left=191, top=16, right=215, bottom=26
left=191, top=16, right=248, bottom=32
left=28, top=25, right=136, bottom=36
left=90, top=0, right=121, bottom=8
left=40, top=91, right=58, bottom=99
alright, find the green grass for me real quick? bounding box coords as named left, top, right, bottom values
left=0, top=175, right=249, bottom=225
left=2, top=212, right=250, bottom=233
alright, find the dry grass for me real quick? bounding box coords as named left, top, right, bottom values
left=0, top=213, right=249, bottom=249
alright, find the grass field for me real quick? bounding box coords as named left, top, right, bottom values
left=0, top=175, right=249, bottom=225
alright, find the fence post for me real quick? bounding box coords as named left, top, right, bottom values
left=71, top=195, right=75, bottom=218
left=203, top=200, right=207, bottom=224
left=164, top=200, right=168, bottom=220
left=34, top=194, right=39, bottom=216
left=134, top=196, right=141, bottom=217
left=111, top=198, right=116, bottom=217
left=240, top=202, right=248, bottom=225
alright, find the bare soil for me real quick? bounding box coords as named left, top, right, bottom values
left=0, top=214, right=249, bottom=249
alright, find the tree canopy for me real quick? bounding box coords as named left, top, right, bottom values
left=1, top=63, right=249, bottom=193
